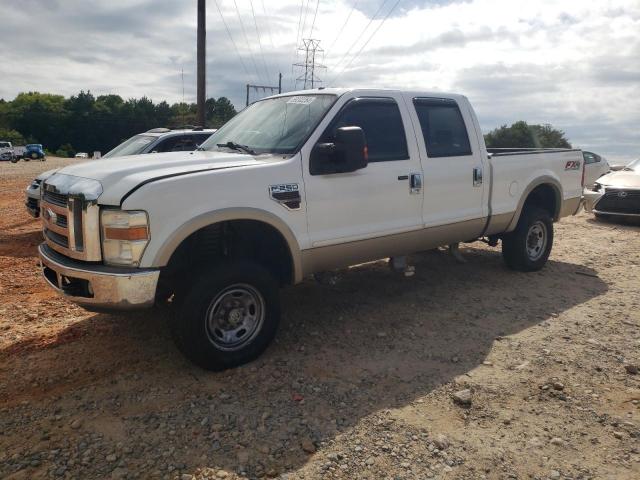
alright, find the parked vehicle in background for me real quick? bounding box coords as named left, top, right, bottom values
left=582, top=151, right=609, bottom=188
left=74, top=152, right=89, bottom=159
left=0, top=141, right=14, bottom=161
left=609, top=161, right=634, bottom=171
left=13, top=144, right=46, bottom=162
left=584, top=158, right=640, bottom=219
left=35, top=88, right=585, bottom=371
left=102, top=127, right=217, bottom=158
left=24, top=127, right=217, bottom=218
left=25, top=169, right=57, bottom=217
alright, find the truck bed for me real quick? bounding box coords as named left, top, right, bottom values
left=487, top=147, right=584, bottom=228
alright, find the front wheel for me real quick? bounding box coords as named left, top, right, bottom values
left=502, top=207, right=553, bottom=272
left=169, top=261, right=280, bottom=371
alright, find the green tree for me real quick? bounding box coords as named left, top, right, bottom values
left=530, top=124, right=572, bottom=148
left=8, top=92, right=67, bottom=151
left=0, top=128, right=26, bottom=145
left=485, top=121, right=572, bottom=149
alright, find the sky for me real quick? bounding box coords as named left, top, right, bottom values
left=1, top=0, right=639, bottom=162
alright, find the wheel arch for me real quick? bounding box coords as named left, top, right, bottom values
left=506, top=176, right=563, bottom=232
left=151, top=207, right=303, bottom=284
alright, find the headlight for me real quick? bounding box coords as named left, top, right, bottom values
left=101, top=209, right=150, bottom=266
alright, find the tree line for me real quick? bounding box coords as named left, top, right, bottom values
left=0, top=91, right=237, bottom=157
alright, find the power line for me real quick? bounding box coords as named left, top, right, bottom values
left=300, top=0, right=312, bottom=43
left=331, top=0, right=389, bottom=74
left=213, top=0, right=250, bottom=78
left=232, top=0, right=263, bottom=83
left=290, top=0, right=306, bottom=89
left=260, top=0, right=276, bottom=51
left=248, top=0, right=272, bottom=83
left=309, top=0, right=320, bottom=38
left=325, top=0, right=359, bottom=58
left=330, top=0, right=402, bottom=86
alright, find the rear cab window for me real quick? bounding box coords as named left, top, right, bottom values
left=413, top=98, right=472, bottom=158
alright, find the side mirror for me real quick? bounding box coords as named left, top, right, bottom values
left=310, top=126, right=368, bottom=175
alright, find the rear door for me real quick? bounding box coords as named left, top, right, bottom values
left=303, top=94, right=424, bottom=246
left=406, top=96, right=486, bottom=230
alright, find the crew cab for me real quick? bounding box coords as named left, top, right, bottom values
left=37, top=88, right=584, bottom=370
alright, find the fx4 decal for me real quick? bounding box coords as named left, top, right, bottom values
left=565, top=160, right=581, bottom=170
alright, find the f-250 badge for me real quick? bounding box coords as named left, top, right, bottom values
left=269, top=184, right=301, bottom=210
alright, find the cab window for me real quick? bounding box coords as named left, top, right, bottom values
left=413, top=98, right=472, bottom=158
left=320, top=97, right=409, bottom=162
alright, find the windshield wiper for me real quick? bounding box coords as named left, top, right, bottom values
left=216, top=141, right=256, bottom=155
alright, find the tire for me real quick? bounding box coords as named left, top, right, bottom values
left=169, top=261, right=280, bottom=371
left=10, top=158, right=17, bottom=163
left=502, top=207, right=553, bottom=272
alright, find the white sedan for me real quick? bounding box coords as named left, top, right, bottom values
left=584, top=158, right=640, bottom=219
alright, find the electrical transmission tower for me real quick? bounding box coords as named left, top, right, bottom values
left=293, top=39, right=326, bottom=89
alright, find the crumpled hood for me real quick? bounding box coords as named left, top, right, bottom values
left=598, top=170, right=640, bottom=188
left=51, top=150, right=268, bottom=205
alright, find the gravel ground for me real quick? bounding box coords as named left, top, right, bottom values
left=0, top=158, right=639, bottom=480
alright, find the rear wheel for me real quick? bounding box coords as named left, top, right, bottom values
left=502, top=207, right=553, bottom=272
left=169, top=261, right=280, bottom=371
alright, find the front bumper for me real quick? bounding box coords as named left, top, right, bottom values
left=38, top=243, right=160, bottom=310
left=25, top=187, right=40, bottom=217
left=584, top=187, right=640, bottom=217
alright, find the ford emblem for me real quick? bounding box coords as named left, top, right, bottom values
left=46, top=208, right=58, bottom=223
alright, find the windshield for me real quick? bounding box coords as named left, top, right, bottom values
left=200, top=94, right=337, bottom=155
left=0, top=142, right=10, bottom=148
left=27, top=144, right=42, bottom=149
left=103, top=134, right=156, bottom=158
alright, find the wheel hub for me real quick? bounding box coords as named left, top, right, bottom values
left=526, top=221, right=547, bottom=261
left=205, top=284, right=265, bottom=351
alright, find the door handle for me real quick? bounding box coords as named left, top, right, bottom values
left=473, top=167, right=483, bottom=187
left=410, top=173, right=422, bottom=194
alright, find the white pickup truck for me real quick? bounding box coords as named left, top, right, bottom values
left=37, top=88, right=584, bottom=370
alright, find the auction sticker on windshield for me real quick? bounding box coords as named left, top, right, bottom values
left=286, top=96, right=315, bottom=105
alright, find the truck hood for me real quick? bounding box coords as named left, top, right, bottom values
left=53, top=150, right=270, bottom=205
left=597, top=170, right=640, bottom=188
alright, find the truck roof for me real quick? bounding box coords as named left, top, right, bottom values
left=263, top=87, right=467, bottom=102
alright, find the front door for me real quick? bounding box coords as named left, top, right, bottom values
left=303, top=94, right=423, bottom=247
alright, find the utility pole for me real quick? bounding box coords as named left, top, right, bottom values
left=245, top=73, right=283, bottom=106
left=196, top=0, right=206, bottom=127
left=293, top=39, right=326, bottom=89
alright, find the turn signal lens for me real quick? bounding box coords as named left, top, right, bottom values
left=104, top=226, right=149, bottom=241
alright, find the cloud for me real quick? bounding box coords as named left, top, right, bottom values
left=0, top=0, right=638, bottom=161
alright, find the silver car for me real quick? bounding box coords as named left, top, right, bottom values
left=584, top=158, right=640, bottom=219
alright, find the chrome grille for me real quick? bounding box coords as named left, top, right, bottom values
left=45, top=228, right=69, bottom=248
left=43, top=190, right=68, bottom=207
left=41, top=177, right=102, bottom=261
left=596, top=189, right=640, bottom=215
